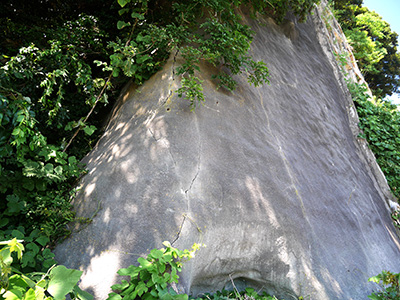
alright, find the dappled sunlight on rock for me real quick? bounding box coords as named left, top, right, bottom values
left=55, top=1, right=400, bottom=299
left=245, top=176, right=280, bottom=229
left=80, top=251, right=121, bottom=299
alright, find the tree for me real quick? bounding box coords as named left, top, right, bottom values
left=333, top=0, right=400, bottom=99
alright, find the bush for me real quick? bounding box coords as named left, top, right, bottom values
left=368, top=270, right=400, bottom=300
left=0, top=238, right=92, bottom=300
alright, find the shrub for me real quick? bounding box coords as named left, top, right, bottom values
left=368, top=270, right=400, bottom=300
left=0, top=238, right=92, bottom=300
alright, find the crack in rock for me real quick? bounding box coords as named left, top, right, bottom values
left=185, top=160, right=200, bottom=195
left=148, top=127, right=177, bottom=166
left=171, top=214, right=187, bottom=246
left=148, top=127, right=158, bottom=142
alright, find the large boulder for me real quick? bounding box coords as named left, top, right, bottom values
left=55, top=3, right=400, bottom=299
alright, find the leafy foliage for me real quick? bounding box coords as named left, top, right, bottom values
left=347, top=82, right=400, bottom=199
left=191, top=288, right=280, bottom=299
left=107, top=242, right=288, bottom=300
left=107, top=241, right=201, bottom=300
left=0, top=238, right=92, bottom=300
left=392, top=210, right=400, bottom=232
left=333, top=0, right=400, bottom=99
left=368, top=270, right=400, bottom=300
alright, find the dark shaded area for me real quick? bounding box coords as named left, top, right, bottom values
left=0, top=0, right=120, bottom=54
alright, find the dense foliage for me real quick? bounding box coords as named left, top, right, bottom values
left=333, top=0, right=400, bottom=99
left=347, top=82, right=400, bottom=199
left=0, top=238, right=91, bottom=299
left=368, top=270, right=400, bottom=300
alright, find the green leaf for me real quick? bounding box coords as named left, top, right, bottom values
left=54, top=165, right=63, bottom=175
left=12, top=127, right=21, bottom=136
left=11, top=229, right=25, bottom=240
left=44, top=163, right=54, bottom=174
left=0, top=248, right=13, bottom=265
left=3, top=289, right=24, bottom=300
left=107, top=293, right=123, bottom=300
left=0, top=218, right=9, bottom=228
left=368, top=294, right=380, bottom=300
left=26, top=242, right=40, bottom=255
left=138, top=257, right=152, bottom=268
left=22, top=179, right=35, bottom=191
left=22, top=288, right=36, bottom=300
left=117, top=21, right=130, bottom=30
left=83, top=125, right=96, bottom=136
left=6, top=196, right=25, bottom=215
left=47, top=265, right=83, bottom=300
left=73, top=285, right=94, bottom=300
left=117, top=265, right=139, bottom=277
left=21, top=251, right=36, bottom=268
left=68, top=156, right=77, bottom=165
left=23, top=161, right=40, bottom=177
left=368, top=276, right=380, bottom=284
left=117, top=0, right=129, bottom=8
left=131, top=12, right=145, bottom=20
left=150, top=249, right=163, bottom=259
left=118, top=8, right=130, bottom=15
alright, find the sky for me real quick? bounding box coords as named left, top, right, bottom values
left=361, top=0, right=400, bottom=103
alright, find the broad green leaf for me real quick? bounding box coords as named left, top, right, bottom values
left=117, top=21, right=130, bottom=30
left=68, top=156, right=77, bottom=165
left=117, top=0, right=129, bottom=7
left=73, top=285, right=94, bottom=300
left=23, top=161, right=40, bottom=177
left=138, top=257, right=152, bottom=268
left=117, top=265, right=139, bottom=276
left=158, top=261, right=166, bottom=273
left=83, top=125, right=96, bottom=136
left=47, top=265, right=83, bottom=300
left=3, top=289, right=24, bottom=300
left=6, top=196, right=25, bottom=215
left=21, top=251, right=36, bottom=268
left=368, top=276, right=380, bottom=284
left=12, top=127, right=21, bottom=136
left=150, top=249, right=163, bottom=259
left=22, top=288, right=36, bottom=300
left=111, top=280, right=129, bottom=291
left=0, top=218, right=9, bottom=228
left=131, top=12, right=145, bottom=20
left=0, top=248, right=12, bottom=265
left=16, top=114, right=25, bottom=123
left=163, top=254, right=172, bottom=263
left=22, top=179, right=35, bottom=191
left=32, top=285, right=46, bottom=300
left=118, top=8, right=130, bottom=15
left=135, top=281, right=148, bottom=296
left=35, top=235, right=49, bottom=247
left=173, top=294, right=188, bottom=300
left=107, top=293, right=123, bottom=300
left=54, top=165, right=63, bottom=175
left=44, top=163, right=54, bottom=174
left=26, top=242, right=40, bottom=255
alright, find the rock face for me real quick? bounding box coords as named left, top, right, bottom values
left=55, top=3, right=400, bottom=299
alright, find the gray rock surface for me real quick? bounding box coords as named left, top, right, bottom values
left=55, top=4, right=400, bottom=299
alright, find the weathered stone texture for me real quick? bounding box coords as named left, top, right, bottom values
left=55, top=3, right=400, bottom=299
